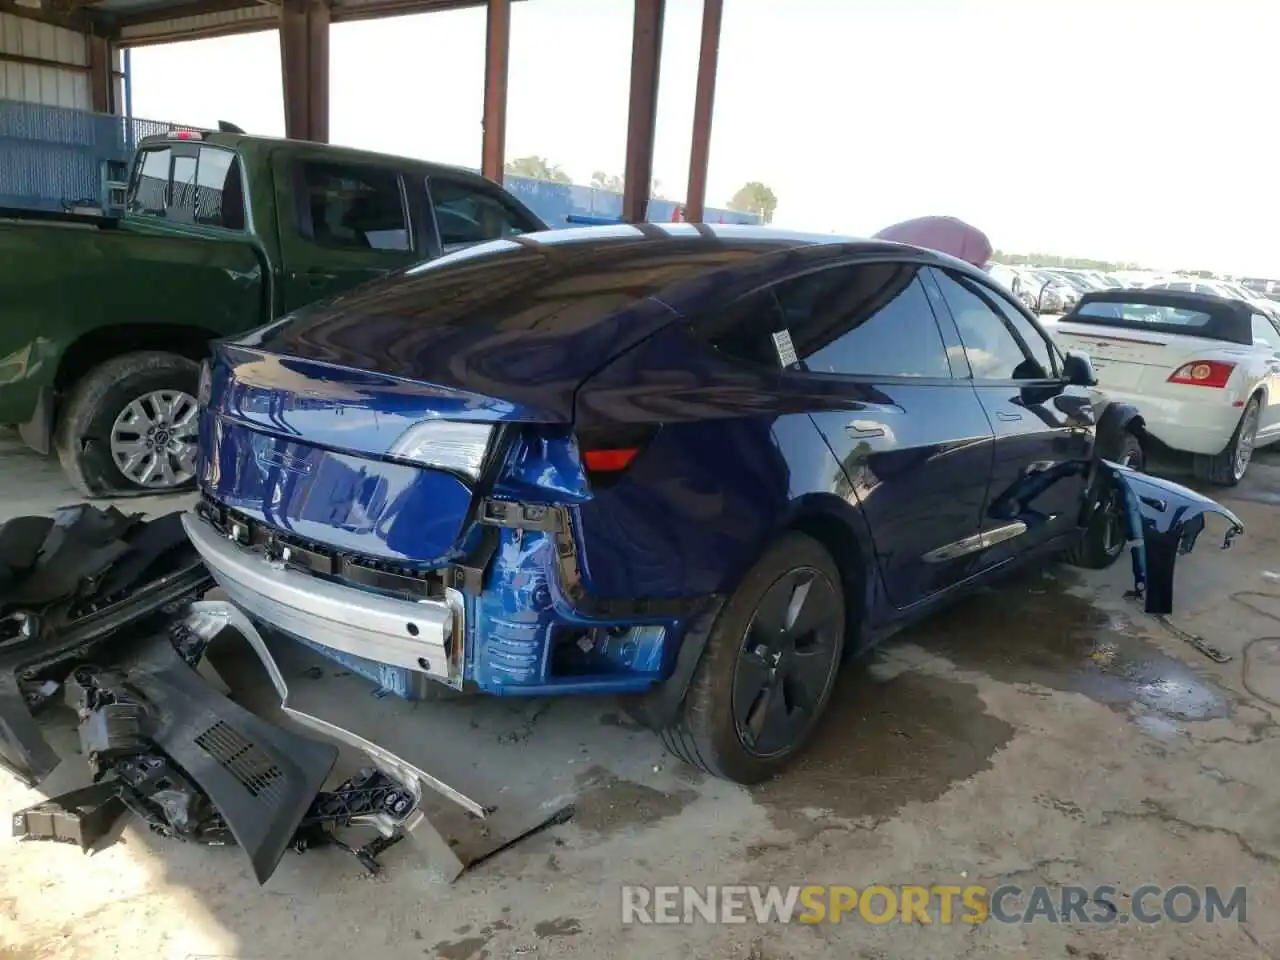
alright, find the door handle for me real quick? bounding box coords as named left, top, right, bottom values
left=845, top=420, right=886, bottom=438
left=301, top=269, right=338, bottom=286
left=996, top=411, right=1023, bottom=422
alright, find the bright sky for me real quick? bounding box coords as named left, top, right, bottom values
left=129, top=0, right=1280, bottom=275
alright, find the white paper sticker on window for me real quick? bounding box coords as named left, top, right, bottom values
left=772, top=329, right=798, bottom=368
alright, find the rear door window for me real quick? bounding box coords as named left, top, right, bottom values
left=700, top=262, right=954, bottom=378
left=298, top=162, right=410, bottom=251
left=428, top=178, right=538, bottom=251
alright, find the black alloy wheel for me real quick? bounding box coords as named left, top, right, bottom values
left=732, top=568, right=844, bottom=759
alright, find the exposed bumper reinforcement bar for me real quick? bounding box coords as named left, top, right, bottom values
left=182, top=513, right=460, bottom=685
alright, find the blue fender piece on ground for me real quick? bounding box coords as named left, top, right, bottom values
left=1104, top=461, right=1244, bottom=616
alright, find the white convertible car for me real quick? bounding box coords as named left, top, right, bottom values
left=1042, top=289, right=1280, bottom=484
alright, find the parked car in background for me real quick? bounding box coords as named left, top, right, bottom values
left=189, top=225, right=1189, bottom=784
left=987, top=264, right=1040, bottom=311
left=0, top=130, right=547, bottom=497
left=1042, top=289, right=1280, bottom=484
left=1145, top=277, right=1280, bottom=324
left=1027, top=270, right=1080, bottom=313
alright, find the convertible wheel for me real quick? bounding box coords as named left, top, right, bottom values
left=658, top=532, right=846, bottom=784
left=1193, top=395, right=1261, bottom=487
left=1066, top=431, right=1144, bottom=570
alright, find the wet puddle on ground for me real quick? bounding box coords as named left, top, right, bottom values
left=906, top=569, right=1229, bottom=722
left=752, top=568, right=1232, bottom=832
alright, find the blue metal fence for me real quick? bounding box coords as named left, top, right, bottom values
left=0, top=99, right=183, bottom=210
left=0, top=98, right=760, bottom=226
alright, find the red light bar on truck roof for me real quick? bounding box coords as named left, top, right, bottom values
left=167, top=130, right=204, bottom=141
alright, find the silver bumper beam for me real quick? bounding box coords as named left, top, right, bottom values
left=181, top=512, right=459, bottom=684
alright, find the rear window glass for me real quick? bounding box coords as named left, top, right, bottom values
left=127, top=144, right=246, bottom=230
left=1077, top=301, right=1211, bottom=328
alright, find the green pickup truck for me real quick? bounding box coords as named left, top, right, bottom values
left=0, top=130, right=547, bottom=496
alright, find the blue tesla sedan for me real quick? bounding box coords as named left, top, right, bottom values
left=184, top=223, right=1236, bottom=784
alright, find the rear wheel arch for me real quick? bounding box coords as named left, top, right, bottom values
left=783, top=501, right=874, bottom=648
left=55, top=324, right=219, bottom=393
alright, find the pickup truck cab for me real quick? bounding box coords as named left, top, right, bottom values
left=0, top=129, right=547, bottom=496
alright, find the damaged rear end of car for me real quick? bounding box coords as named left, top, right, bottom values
left=187, top=233, right=746, bottom=701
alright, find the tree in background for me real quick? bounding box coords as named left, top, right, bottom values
left=505, top=156, right=571, bottom=184
left=590, top=171, right=668, bottom=200
left=590, top=171, right=625, bottom=193
left=728, top=182, right=778, bottom=224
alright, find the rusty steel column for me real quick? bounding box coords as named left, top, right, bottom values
left=279, top=0, right=330, bottom=142
left=683, top=0, right=722, bottom=223
left=86, top=34, right=115, bottom=114
left=480, top=0, right=511, bottom=183
left=620, top=0, right=665, bottom=223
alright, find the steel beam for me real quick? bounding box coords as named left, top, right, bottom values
left=683, top=0, right=721, bottom=223
left=620, top=0, right=664, bottom=224
left=86, top=35, right=116, bottom=114
left=279, top=0, right=330, bottom=142
left=480, top=0, right=510, bottom=183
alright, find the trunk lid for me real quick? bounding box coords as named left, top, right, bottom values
left=199, top=240, right=683, bottom=565
left=1047, top=320, right=1181, bottom=389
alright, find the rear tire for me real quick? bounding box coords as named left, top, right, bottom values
left=1192, top=395, right=1261, bottom=487
left=55, top=351, right=201, bottom=498
left=1066, top=430, right=1143, bottom=570
left=658, top=532, right=846, bottom=784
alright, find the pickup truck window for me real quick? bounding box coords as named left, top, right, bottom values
left=298, top=162, right=410, bottom=252
left=127, top=144, right=246, bottom=230
left=429, top=178, right=536, bottom=250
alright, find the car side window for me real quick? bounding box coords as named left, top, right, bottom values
left=1252, top=314, right=1280, bottom=352
left=934, top=270, right=1048, bottom=380
left=429, top=178, right=535, bottom=250
left=298, top=162, right=409, bottom=251
left=773, top=263, right=953, bottom=378
left=986, top=286, right=1059, bottom=375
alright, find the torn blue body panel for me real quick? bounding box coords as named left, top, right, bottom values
left=1104, top=461, right=1244, bottom=615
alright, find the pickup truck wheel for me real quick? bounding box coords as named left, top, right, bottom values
left=1066, top=431, right=1144, bottom=570
left=658, top=532, right=845, bottom=784
left=1193, top=395, right=1261, bottom=487
left=56, top=351, right=201, bottom=498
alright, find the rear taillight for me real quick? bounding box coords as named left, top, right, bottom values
left=577, top=425, right=658, bottom=487
left=582, top=448, right=641, bottom=473
left=1168, top=361, right=1235, bottom=388
left=388, top=421, right=494, bottom=480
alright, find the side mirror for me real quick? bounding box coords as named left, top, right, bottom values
left=1062, top=351, right=1098, bottom=387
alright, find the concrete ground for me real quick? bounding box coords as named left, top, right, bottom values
left=3, top=429, right=1280, bottom=960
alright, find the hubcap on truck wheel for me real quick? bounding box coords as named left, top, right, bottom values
left=731, top=567, right=842, bottom=759
left=1233, top=402, right=1259, bottom=481
left=109, top=389, right=199, bottom=489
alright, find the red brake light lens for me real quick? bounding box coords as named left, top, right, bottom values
left=576, top=425, right=659, bottom=487
left=1168, top=360, right=1235, bottom=387
left=582, top=448, right=640, bottom=473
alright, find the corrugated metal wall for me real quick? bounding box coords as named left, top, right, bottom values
left=0, top=12, right=91, bottom=110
